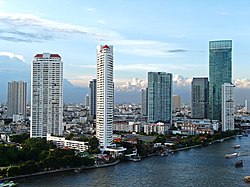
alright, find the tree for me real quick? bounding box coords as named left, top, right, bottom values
left=88, top=136, right=99, bottom=151
left=10, top=133, right=29, bottom=144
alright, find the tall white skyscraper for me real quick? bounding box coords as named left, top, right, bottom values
left=31, top=53, right=63, bottom=138
left=222, top=83, right=235, bottom=131
left=7, top=81, right=27, bottom=118
left=96, top=45, right=114, bottom=149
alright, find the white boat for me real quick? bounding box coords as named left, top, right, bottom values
left=0, top=181, right=17, bottom=187
left=233, top=145, right=240, bottom=148
left=225, top=152, right=239, bottom=158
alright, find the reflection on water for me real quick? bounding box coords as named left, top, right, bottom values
left=18, top=136, right=250, bottom=187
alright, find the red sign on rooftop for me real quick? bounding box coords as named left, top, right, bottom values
left=102, top=45, right=109, bottom=49
left=34, top=54, right=61, bottom=58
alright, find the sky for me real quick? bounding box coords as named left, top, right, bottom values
left=1, top=0, right=250, bottom=90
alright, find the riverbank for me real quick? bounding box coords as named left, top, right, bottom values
left=170, top=136, right=236, bottom=153
left=1, top=135, right=237, bottom=181
left=2, top=160, right=120, bottom=181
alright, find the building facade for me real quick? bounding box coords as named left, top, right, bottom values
left=7, top=81, right=27, bottom=118
left=89, top=79, right=97, bottom=118
left=209, top=40, right=232, bottom=121
left=148, top=72, right=172, bottom=125
left=31, top=53, right=63, bottom=138
left=172, top=95, right=181, bottom=112
left=191, top=77, right=209, bottom=119
left=96, top=45, right=114, bottom=149
left=245, top=100, right=250, bottom=113
left=222, top=83, right=235, bottom=131
left=141, top=88, right=148, bottom=116
left=85, top=94, right=90, bottom=107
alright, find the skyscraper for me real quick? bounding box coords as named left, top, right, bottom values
left=222, top=83, right=235, bottom=131
left=7, top=81, right=27, bottom=118
left=85, top=94, right=90, bottom=107
left=141, top=88, right=148, bottom=116
left=148, top=72, right=172, bottom=125
left=209, top=40, right=232, bottom=121
left=31, top=53, right=63, bottom=138
left=89, top=79, right=97, bottom=118
left=191, top=78, right=209, bottom=119
left=96, top=45, right=113, bottom=149
left=172, top=95, right=181, bottom=112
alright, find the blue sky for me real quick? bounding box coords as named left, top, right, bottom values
left=1, top=0, right=250, bottom=89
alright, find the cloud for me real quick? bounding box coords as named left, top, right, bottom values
left=86, top=8, right=96, bottom=12
left=234, top=78, right=250, bottom=88
left=0, top=12, right=118, bottom=42
left=0, top=12, right=189, bottom=58
left=67, top=75, right=95, bottom=87
left=173, top=74, right=192, bottom=87
left=115, top=78, right=147, bottom=92
left=0, top=52, right=25, bottom=61
left=98, top=19, right=105, bottom=24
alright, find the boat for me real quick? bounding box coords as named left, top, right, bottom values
left=244, top=176, right=250, bottom=183
left=235, top=160, right=243, bottom=167
left=160, top=151, right=168, bottom=157
left=73, top=168, right=81, bottom=173
left=225, top=152, right=239, bottom=158
left=131, top=156, right=141, bottom=162
left=233, top=145, right=240, bottom=148
left=0, top=180, right=18, bottom=187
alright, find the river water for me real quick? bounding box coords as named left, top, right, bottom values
left=18, top=136, right=250, bottom=187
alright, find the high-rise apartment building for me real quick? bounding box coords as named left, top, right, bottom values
left=172, top=95, right=181, bottom=112
left=191, top=78, right=209, bottom=119
left=222, top=83, right=235, bottom=131
left=245, top=100, right=250, bottom=113
left=148, top=72, right=172, bottom=125
left=85, top=94, right=90, bottom=107
left=31, top=53, right=63, bottom=138
left=141, top=88, right=148, bottom=116
left=89, top=79, right=97, bottom=118
left=7, top=81, right=27, bottom=118
left=209, top=40, right=232, bottom=121
left=96, top=45, right=114, bottom=149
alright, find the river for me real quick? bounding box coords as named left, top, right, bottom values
left=18, top=136, right=250, bottom=187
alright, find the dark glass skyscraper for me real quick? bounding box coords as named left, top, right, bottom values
left=89, top=79, right=96, bottom=118
left=147, top=72, right=172, bottom=124
left=141, top=88, right=148, bottom=116
left=209, top=40, right=232, bottom=121
left=191, top=77, right=209, bottom=119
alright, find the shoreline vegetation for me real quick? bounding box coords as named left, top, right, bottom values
left=2, top=159, right=120, bottom=181
left=0, top=130, right=240, bottom=181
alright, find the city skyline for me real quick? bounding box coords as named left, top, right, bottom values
left=1, top=0, right=250, bottom=91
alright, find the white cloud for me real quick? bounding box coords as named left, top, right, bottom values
left=234, top=78, right=250, bottom=88
left=173, top=74, right=192, bottom=87
left=86, top=8, right=96, bottom=12
left=0, top=52, right=25, bottom=61
left=115, top=78, right=147, bottom=92
left=68, top=75, right=95, bottom=87
left=0, top=12, right=188, bottom=57
left=98, top=19, right=105, bottom=24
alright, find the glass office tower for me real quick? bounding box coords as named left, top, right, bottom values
left=209, top=40, right=232, bottom=121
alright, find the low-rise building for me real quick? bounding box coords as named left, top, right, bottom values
left=47, top=134, right=89, bottom=152
left=144, top=122, right=169, bottom=135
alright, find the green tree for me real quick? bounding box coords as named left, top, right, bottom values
left=88, top=136, right=99, bottom=151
